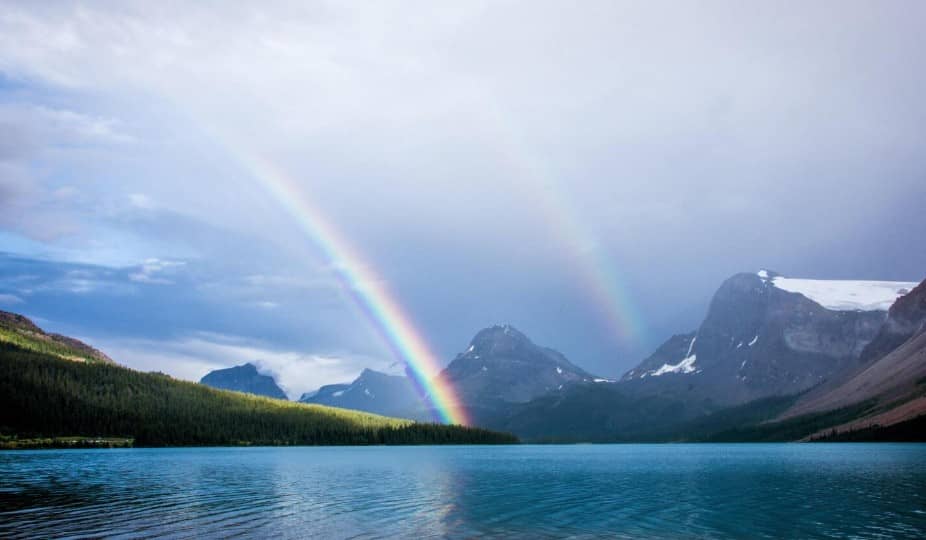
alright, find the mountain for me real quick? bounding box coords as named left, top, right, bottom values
left=436, top=324, right=596, bottom=424
left=0, top=311, right=517, bottom=446
left=777, top=278, right=926, bottom=437
left=0, top=310, right=113, bottom=364
left=305, top=272, right=919, bottom=442
left=500, top=271, right=922, bottom=441
left=299, top=369, right=428, bottom=420
left=296, top=325, right=597, bottom=424
left=621, top=271, right=914, bottom=406
left=200, top=363, right=288, bottom=400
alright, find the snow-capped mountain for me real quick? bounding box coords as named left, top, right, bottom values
left=621, top=271, right=910, bottom=406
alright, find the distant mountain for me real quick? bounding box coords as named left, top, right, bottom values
left=620, top=271, right=913, bottom=406
left=299, top=369, right=428, bottom=420
left=200, top=363, right=287, bottom=400
left=0, top=310, right=112, bottom=364
left=436, top=324, right=596, bottom=424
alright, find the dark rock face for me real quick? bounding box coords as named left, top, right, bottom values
left=200, top=363, right=287, bottom=400
left=299, top=369, right=428, bottom=420
left=621, top=272, right=888, bottom=406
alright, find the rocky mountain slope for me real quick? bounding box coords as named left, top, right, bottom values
left=779, top=279, right=926, bottom=435
left=200, top=363, right=288, bottom=400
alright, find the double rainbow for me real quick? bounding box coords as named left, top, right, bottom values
left=240, top=153, right=468, bottom=426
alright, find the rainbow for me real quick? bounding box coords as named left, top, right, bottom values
left=237, top=153, right=468, bottom=426
left=482, top=101, right=645, bottom=343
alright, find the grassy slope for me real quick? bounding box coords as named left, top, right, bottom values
left=0, top=310, right=112, bottom=364
left=0, top=343, right=517, bottom=446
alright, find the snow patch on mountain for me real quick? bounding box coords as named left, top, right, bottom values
left=765, top=274, right=916, bottom=312
left=647, top=354, right=698, bottom=377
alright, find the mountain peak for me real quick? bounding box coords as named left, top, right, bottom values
left=440, top=325, right=594, bottom=415
left=200, top=363, right=287, bottom=400
left=466, top=324, right=532, bottom=356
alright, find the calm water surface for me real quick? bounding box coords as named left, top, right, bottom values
left=1, top=444, right=924, bottom=538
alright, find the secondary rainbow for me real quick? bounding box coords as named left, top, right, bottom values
left=481, top=100, right=645, bottom=343
left=238, top=153, right=468, bottom=426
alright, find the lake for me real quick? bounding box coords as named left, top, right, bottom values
left=1, top=444, right=924, bottom=538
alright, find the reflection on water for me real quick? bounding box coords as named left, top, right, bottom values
left=1, top=444, right=925, bottom=538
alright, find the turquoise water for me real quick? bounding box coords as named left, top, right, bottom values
left=1, top=444, right=924, bottom=538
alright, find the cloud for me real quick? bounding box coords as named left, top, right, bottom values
left=96, top=331, right=388, bottom=399
left=0, top=103, right=135, bottom=241
left=0, top=2, right=924, bottom=378
left=0, top=293, right=23, bottom=305
left=128, top=193, right=156, bottom=210
left=127, top=258, right=185, bottom=285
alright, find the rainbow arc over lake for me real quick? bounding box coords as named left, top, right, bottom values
left=239, top=153, right=468, bottom=426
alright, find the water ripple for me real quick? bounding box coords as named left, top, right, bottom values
left=1, top=445, right=925, bottom=538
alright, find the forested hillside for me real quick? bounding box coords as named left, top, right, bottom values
left=0, top=343, right=517, bottom=446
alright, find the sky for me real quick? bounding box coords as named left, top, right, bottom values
left=1, top=1, right=924, bottom=399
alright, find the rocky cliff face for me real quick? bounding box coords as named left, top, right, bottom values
left=857, top=279, right=926, bottom=364
left=200, top=363, right=287, bottom=400
left=781, top=278, right=926, bottom=428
